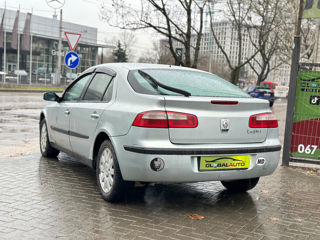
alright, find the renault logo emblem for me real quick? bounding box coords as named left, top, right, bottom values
left=221, top=119, right=230, bottom=131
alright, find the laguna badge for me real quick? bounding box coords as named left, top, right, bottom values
left=220, top=119, right=230, bottom=131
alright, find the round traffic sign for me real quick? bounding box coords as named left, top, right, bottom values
left=64, top=51, right=80, bottom=69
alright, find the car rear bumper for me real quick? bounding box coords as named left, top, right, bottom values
left=123, top=145, right=281, bottom=155
left=112, top=132, right=281, bottom=183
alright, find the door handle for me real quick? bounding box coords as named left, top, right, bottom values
left=64, top=109, right=70, bottom=115
left=90, top=113, right=99, bottom=119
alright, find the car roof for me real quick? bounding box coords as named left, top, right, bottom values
left=95, top=63, right=206, bottom=73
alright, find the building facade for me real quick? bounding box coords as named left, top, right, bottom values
left=0, top=8, right=100, bottom=85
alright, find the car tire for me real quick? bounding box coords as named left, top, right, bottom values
left=269, top=100, right=274, bottom=107
left=96, top=140, right=132, bottom=202
left=39, top=119, right=60, bottom=158
left=221, top=177, right=259, bottom=192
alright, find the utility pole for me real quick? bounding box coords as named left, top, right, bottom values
left=29, top=8, right=33, bottom=85
left=29, top=35, right=32, bottom=85
left=57, top=9, right=62, bottom=85
left=282, top=0, right=304, bottom=166
left=17, top=33, right=20, bottom=84
left=101, top=48, right=104, bottom=64
left=208, top=1, right=215, bottom=73
left=46, top=0, right=65, bottom=85
left=3, top=1, right=6, bottom=83
left=3, top=30, right=6, bottom=83
left=17, top=4, right=20, bottom=85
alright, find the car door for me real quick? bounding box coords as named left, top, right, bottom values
left=51, top=72, right=94, bottom=152
left=69, top=67, right=116, bottom=159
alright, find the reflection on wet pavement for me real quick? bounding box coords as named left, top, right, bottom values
left=0, top=92, right=49, bottom=157
left=0, top=153, right=319, bottom=239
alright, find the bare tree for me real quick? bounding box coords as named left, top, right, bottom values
left=211, top=60, right=232, bottom=80
left=100, top=0, right=210, bottom=68
left=300, top=19, right=317, bottom=61
left=245, top=0, right=316, bottom=86
left=103, top=30, right=137, bottom=61
left=276, top=0, right=316, bottom=64
left=247, top=0, right=284, bottom=85
left=154, top=39, right=175, bottom=64
left=197, top=53, right=210, bottom=71
left=137, top=50, right=158, bottom=63
left=119, top=30, right=137, bottom=61
left=210, top=0, right=258, bottom=85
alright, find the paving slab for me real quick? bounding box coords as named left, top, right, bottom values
left=0, top=152, right=319, bottom=239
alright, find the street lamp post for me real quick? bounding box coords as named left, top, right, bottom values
left=57, top=9, right=62, bottom=85
left=46, top=0, right=65, bottom=86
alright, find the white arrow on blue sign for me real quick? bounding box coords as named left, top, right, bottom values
left=65, top=51, right=80, bottom=69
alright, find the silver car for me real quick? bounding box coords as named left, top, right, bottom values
left=40, top=63, right=281, bottom=202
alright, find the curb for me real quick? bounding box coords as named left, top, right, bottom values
left=0, top=89, right=63, bottom=93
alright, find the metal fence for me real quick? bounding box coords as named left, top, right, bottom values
left=0, top=73, right=76, bottom=86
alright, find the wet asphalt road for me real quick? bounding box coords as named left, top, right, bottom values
left=0, top=92, right=47, bottom=157
left=0, top=93, right=320, bottom=240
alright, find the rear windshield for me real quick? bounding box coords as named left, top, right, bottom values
left=128, top=69, right=249, bottom=98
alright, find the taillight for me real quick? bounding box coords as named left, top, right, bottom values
left=132, top=111, right=198, bottom=128
left=249, top=113, right=278, bottom=128
left=167, top=112, right=198, bottom=128
left=133, top=111, right=168, bottom=128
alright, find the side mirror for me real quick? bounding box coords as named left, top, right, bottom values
left=43, top=92, right=60, bottom=102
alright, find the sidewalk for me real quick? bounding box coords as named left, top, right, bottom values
left=0, top=153, right=319, bottom=240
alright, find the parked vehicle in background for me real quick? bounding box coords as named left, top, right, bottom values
left=261, top=81, right=278, bottom=93
left=244, top=85, right=275, bottom=107
left=275, top=85, right=288, bottom=98
left=40, top=63, right=281, bottom=202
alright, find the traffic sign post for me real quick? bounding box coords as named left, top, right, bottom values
left=65, top=52, right=79, bottom=69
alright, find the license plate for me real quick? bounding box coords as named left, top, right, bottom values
left=264, top=93, right=271, bottom=96
left=199, top=155, right=251, bottom=171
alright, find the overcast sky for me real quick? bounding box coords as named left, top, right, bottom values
left=0, top=0, right=154, bottom=60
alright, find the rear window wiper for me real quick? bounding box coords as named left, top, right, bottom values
left=138, top=70, right=191, bottom=97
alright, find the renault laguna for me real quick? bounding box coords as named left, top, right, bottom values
left=40, top=63, right=281, bottom=202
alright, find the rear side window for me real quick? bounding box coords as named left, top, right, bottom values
left=103, top=80, right=114, bottom=102
left=83, top=73, right=113, bottom=101
left=128, top=69, right=249, bottom=98
left=63, top=74, right=92, bottom=101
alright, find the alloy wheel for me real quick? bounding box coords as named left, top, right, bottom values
left=40, top=123, right=47, bottom=153
left=99, top=148, right=115, bottom=193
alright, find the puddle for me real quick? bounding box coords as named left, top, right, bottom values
left=0, top=92, right=47, bottom=157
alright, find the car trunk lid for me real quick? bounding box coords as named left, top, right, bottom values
left=164, top=96, right=269, bottom=144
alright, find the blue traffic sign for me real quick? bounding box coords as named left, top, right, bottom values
left=65, top=51, right=80, bottom=69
